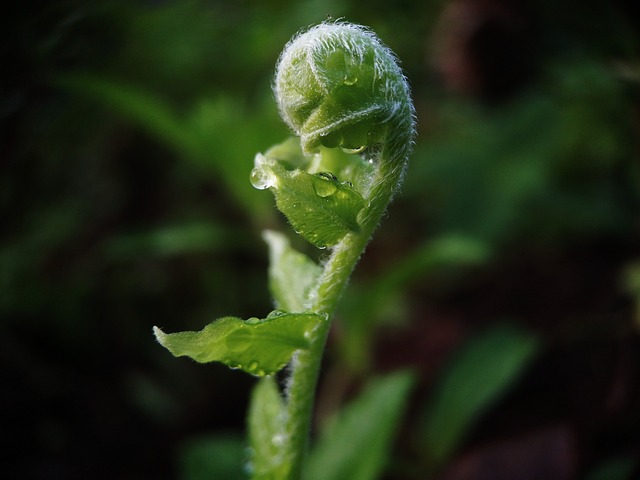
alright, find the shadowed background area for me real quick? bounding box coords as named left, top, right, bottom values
left=1, top=1, right=639, bottom=479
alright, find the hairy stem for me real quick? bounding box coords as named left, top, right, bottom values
left=282, top=136, right=406, bottom=479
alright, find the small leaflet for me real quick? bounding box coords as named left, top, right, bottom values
left=263, top=230, right=321, bottom=312
left=153, top=311, right=322, bottom=377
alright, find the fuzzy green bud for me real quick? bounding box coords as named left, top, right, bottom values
left=274, top=22, right=415, bottom=157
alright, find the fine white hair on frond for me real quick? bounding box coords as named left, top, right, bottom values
left=274, top=20, right=415, bottom=160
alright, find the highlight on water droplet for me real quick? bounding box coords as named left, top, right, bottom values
left=250, top=166, right=277, bottom=190
left=317, top=172, right=338, bottom=181
left=224, top=359, right=242, bottom=370
left=313, top=172, right=338, bottom=198
left=247, top=360, right=259, bottom=372
left=343, top=74, right=358, bottom=86
left=339, top=145, right=366, bottom=154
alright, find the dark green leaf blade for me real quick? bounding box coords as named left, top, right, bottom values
left=153, top=312, right=321, bottom=376
left=304, top=371, right=415, bottom=480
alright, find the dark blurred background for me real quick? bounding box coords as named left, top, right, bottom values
left=2, top=1, right=639, bottom=479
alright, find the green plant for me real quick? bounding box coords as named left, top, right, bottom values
left=153, top=21, right=415, bottom=479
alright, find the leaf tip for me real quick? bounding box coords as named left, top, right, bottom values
left=153, top=326, right=167, bottom=345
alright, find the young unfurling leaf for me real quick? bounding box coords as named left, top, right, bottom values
left=252, top=148, right=366, bottom=248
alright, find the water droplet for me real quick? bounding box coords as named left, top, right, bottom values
left=313, top=172, right=338, bottom=198
left=250, top=166, right=277, bottom=190
left=340, top=145, right=366, bottom=154
left=343, top=75, right=358, bottom=86
left=320, top=130, right=342, bottom=149
left=247, top=361, right=259, bottom=372
left=318, top=172, right=337, bottom=181
left=267, top=310, right=287, bottom=319
left=243, top=459, right=255, bottom=476
left=224, top=360, right=241, bottom=370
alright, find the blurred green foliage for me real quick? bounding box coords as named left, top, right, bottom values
left=304, top=371, right=414, bottom=480
left=421, top=325, right=539, bottom=467
left=2, top=0, right=639, bottom=478
left=179, top=433, right=246, bottom=480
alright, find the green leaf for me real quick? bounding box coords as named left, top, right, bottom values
left=259, top=136, right=311, bottom=171
left=421, top=324, right=539, bottom=465
left=179, top=433, right=247, bottom=480
left=272, top=163, right=366, bottom=248
left=304, top=371, right=415, bottom=480
left=153, top=312, right=322, bottom=376
left=251, top=141, right=367, bottom=248
left=260, top=137, right=375, bottom=193
left=263, top=230, right=321, bottom=312
left=247, top=377, right=290, bottom=479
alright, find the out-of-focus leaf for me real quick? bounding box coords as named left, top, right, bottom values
left=586, top=455, right=638, bottom=480
left=622, top=261, right=640, bottom=331
left=179, top=433, right=246, bottom=480
left=370, top=234, right=490, bottom=299
left=421, top=324, right=539, bottom=465
left=153, top=311, right=322, bottom=376
left=105, top=222, right=241, bottom=259
left=247, top=377, right=290, bottom=480
left=188, top=96, right=286, bottom=218
left=55, top=74, right=196, bottom=155
left=263, top=230, right=321, bottom=312
left=338, top=235, right=490, bottom=372
left=56, top=75, right=282, bottom=219
left=304, top=371, right=415, bottom=480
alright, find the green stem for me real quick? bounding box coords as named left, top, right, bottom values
left=282, top=140, right=406, bottom=479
